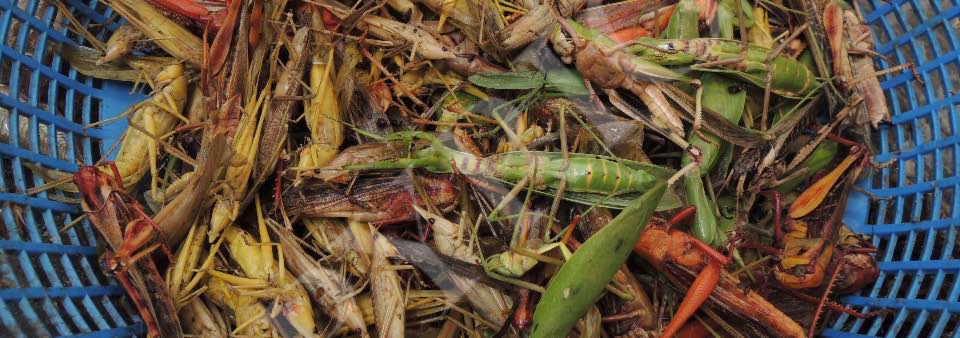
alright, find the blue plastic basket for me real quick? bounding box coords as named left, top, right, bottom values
left=0, top=0, right=146, bottom=336
left=1, top=0, right=958, bottom=337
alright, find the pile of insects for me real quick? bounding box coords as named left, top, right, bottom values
left=36, top=0, right=917, bottom=336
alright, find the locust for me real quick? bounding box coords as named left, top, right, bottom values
left=756, top=137, right=880, bottom=337
left=627, top=37, right=822, bottom=98
left=284, top=175, right=459, bottom=226
left=633, top=207, right=806, bottom=338
left=74, top=164, right=182, bottom=338
left=343, top=131, right=681, bottom=210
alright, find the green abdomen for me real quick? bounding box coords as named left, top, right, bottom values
left=554, top=158, right=656, bottom=194
left=492, top=154, right=657, bottom=194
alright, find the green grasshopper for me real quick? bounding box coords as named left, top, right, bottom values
left=345, top=131, right=681, bottom=210
left=627, top=37, right=821, bottom=98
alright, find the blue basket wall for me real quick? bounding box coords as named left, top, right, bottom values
left=0, top=0, right=146, bottom=336
left=834, top=0, right=960, bottom=337
left=0, top=0, right=957, bottom=337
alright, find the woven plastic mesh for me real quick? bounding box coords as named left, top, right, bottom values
left=1, top=0, right=958, bottom=337
left=0, top=0, right=145, bottom=336
left=833, top=0, right=960, bottom=337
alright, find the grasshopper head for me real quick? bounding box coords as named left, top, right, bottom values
left=74, top=166, right=109, bottom=211
left=654, top=40, right=682, bottom=54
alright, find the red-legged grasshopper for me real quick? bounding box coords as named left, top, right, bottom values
left=73, top=164, right=180, bottom=338
left=760, top=135, right=881, bottom=337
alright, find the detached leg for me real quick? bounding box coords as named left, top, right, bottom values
left=661, top=260, right=722, bottom=338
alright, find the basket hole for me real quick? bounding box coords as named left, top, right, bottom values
left=91, top=295, right=122, bottom=329
left=49, top=212, right=70, bottom=245
left=49, top=298, right=78, bottom=335
left=946, top=63, right=960, bottom=99
left=39, top=42, right=59, bottom=70
left=21, top=27, right=43, bottom=60
left=883, top=12, right=906, bottom=41
left=71, top=88, right=90, bottom=121
left=883, top=195, right=898, bottom=224
left=54, top=54, right=75, bottom=79
left=897, top=43, right=916, bottom=70
left=881, top=123, right=900, bottom=154
left=1, top=156, right=15, bottom=192
left=922, top=152, right=935, bottom=182
left=938, top=106, right=955, bottom=138
left=27, top=253, right=51, bottom=287
left=901, top=193, right=917, bottom=223
left=0, top=250, right=18, bottom=287
left=899, top=2, right=922, bottom=28
left=33, top=3, right=57, bottom=26
left=928, top=68, right=947, bottom=101
left=0, top=106, right=10, bottom=147
left=3, top=17, right=25, bottom=51
left=857, top=312, right=885, bottom=335
left=951, top=227, right=960, bottom=260
left=77, top=255, right=107, bottom=287
left=15, top=112, right=36, bottom=151
left=866, top=195, right=882, bottom=224
left=875, top=235, right=890, bottom=259
left=871, top=19, right=890, bottom=45
left=920, top=190, right=935, bottom=221
left=914, top=34, right=936, bottom=65
left=0, top=203, right=10, bottom=240
left=911, top=230, right=929, bottom=260
left=896, top=274, right=914, bottom=299
left=31, top=207, right=63, bottom=246
left=920, top=0, right=941, bottom=20
left=898, top=120, right=917, bottom=153
left=877, top=270, right=896, bottom=296
left=931, top=22, right=955, bottom=55
left=939, top=187, right=955, bottom=220
left=943, top=312, right=960, bottom=337
left=53, top=82, right=70, bottom=119
left=0, top=58, right=13, bottom=92
left=88, top=95, right=102, bottom=124
left=48, top=254, right=68, bottom=286
left=901, top=156, right=917, bottom=186
left=938, top=272, right=955, bottom=299
left=902, top=310, right=922, bottom=335
left=912, top=310, right=937, bottom=337
left=67, top=299, right=97, bottom=334
left=55, top=130, right=72, bottom=161
left=67, top=255, right=93, bottom=286
left=37, top=121, right=54, bottom=157
left=870, top=166, right=883, bottom=189
left=895, top=234, right=910, bottom=261
left=942, top=147, right=955, bottom=179
left=891, top=84, right=911, bottom=117
left=917, top=273, right=936, bottom=299
left=917, top=115, right=934, bottom=144
left=7, top=251, right=32, bottom=288
left=910, top=70, right=929, bottom=107
left=16, top=64, right=33, bottom=103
